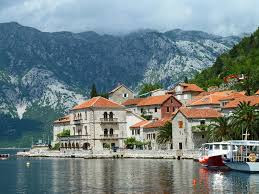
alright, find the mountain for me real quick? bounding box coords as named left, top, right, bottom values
left=191, top=27, right=259, bottom=95
left=0, top=22, right=241, bottom=146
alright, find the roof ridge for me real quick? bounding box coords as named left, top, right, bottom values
left=91, top=96, right=101, bottom=107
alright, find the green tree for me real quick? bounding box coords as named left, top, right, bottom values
left=157, top=121, right=172, bottom=144
left=184, top=76, right=188, bottom=83
left=139, top=82, right=163, bottom=96
left=231, top=101, right=259, bottom=139
left=209, top=117, right=232, bottom=141
left=57, top=129, right=70, bottom=138
left=90, top=84, right=98, bottom=98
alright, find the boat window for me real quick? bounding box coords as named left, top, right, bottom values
left=222, top=144, right=228, bottom=150
left=209, top=145, right=213, bottom=150
left=232, top=145, right=236, bottom=150
left=214, top=145, right=220, bottom=150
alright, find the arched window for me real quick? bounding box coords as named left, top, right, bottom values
left=72, top=143, right=75, bottom=149
left=104, top=128, right=108, bottom=136
left=76, top=143, right=80, bottom=149
left=65, top=143, right=67, bottom=149
left=104, top=112, right=108, bottom=120
left=109, top=112, right=114, bottom=120
left=110, top=128, right=113, bottom=135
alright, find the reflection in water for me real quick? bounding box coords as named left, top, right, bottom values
left=0, top=154, right=258, bottom=193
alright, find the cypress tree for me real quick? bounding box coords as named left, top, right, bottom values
left=90, top=84, right=98, bottom=98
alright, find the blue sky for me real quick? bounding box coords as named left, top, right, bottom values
left=0, top=0, right=258, bottom=36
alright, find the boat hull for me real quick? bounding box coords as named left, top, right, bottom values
left=225, top=162, right=259, bottom=172
left=199, top=155, right=225, bottom=167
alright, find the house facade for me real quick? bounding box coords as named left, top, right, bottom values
left=136, top=95, right=182, bottom=120
left=53, top=97, right=128, bottom=151
left=108, top=84, right=134, bottom=104
left=169, top=83, right=204, bottom=105
left=172, top=107, right=221, bottom=150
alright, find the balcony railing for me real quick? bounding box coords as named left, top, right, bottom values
left=99, top=134, right=119, bottom=139
left=59, top=135, right=90, bottom=141
left=100, top=118, right=118, bottom=123
left=73, top=119, right=82, bottom=125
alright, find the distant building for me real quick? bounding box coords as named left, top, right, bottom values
left=221, top=96, right=259, bottom=116
left=187, top=91, right=245, bottom=110
left=255, top=90, right=259, bottom=96
left=136, top=95, right=182, bottom=120
left=138, top=88, right=168, bottom=98
left=122, top=98, right=144, bottom=114
left=108, top=84, right=134, bottom=104
left=168, top=83, right=204, bottom=105
left=172, top=107, right=221, bottom=150
left=53, top=97, right=128, bottom=151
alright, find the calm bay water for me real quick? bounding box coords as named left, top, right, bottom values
left=0, top=149, right=259, bottom=193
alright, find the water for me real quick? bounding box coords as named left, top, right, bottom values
left=0, top=150, right=259, bottom=193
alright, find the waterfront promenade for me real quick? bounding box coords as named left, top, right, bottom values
left=16, top=149, right=200, bottom=160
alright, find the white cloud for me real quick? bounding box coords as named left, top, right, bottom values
left=0, top=0, right=258, bottom=35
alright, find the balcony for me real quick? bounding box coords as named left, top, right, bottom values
left=73, top=119, right=82, bottom=125
left=100, top=118, right=118, bottom=124
left=99, top=134, right=119, bottom=139
left=59, top=135, right=90, bottom=141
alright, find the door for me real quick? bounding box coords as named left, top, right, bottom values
left=179, top=142, right=183, bottom=150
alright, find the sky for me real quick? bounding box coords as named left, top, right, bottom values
left=0, top=0, right=258, bottom=36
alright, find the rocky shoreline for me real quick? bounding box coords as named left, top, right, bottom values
left=16, top=149, right=200, bottom=160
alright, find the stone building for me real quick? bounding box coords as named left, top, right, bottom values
left=172, top=107, right=221, bottom=150
left=108, top=84, right=134, bottom=104
left=122, top=98, right=144, bottom=114
left=53, top=96, right=128, bottom=151
left=138, top=88, right=168, bottom=98
left=52, top=115, right=71, bottom=144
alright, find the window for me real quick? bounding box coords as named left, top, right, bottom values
left=200, top=120, right=205, bottom=125
left=109, top=112, right=114, bottom=120
left=202, top=135, right=205, bottom=139
left=171, top=98, right=173, bottom=103
left=214, top=145, right=220, bottom=150
left=153, top=134, right=156, bottom=139
left=172, top=107, right=175, bottom=112
left=104, top=128, right=108, bottom=136
left=209, top=145, right=213, bottom=150
left=222, top=144, right=228, bottom=150
left=137, top=129, right=140, bottom=135
left=167, top=107, right=170, bottom=112
left=110, top=128, right=113, bottom=135
left=123, top=93, right=128, bottom=98
left=141, top=108, right=144, bottom=113
left=154, top=107, right=157, bottom=112
left=104, top=112, right=108, bottom=120
left=73, top=127, right=76, bottom=135
left=85, top=112, right=87, bottom=120
left=178, top=121, right=183, bottom=128
left=132, top=130, right=134, bottom=135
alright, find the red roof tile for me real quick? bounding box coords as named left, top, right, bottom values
left=136, top=95, right=172, bottom=106
left=223, top=96, right=259, bottom=109
left=122, top=98, right=144, bottom=106
left=219, top=92, right=246, bottom=101
left=130, top=120, right=150, bottom=129
left=188, top=91, right=241, bottom=106
left=143, top=117, right=171, bottom=129
left=180, top=83, right=205, bottom=92
left=72, top=96, right=124, bottom=110
left=175, top=107, right=221, bottom=119
left=54, top=115, right=70, bottom=124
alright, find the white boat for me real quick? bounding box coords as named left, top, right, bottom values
left=223, top=140, right=259, bottom=172
left=199, top=142, right=231, bottom=168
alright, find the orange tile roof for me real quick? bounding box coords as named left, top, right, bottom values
left=188, top=91, right=240, bottom=106
left=219, top=92, right=246, bottom=101
left=130, top=120, right=150, bottom=129
left=136, top=95, right=172, bottom=106
left=223, top=96, right=259, bottom=109
left=180, top=83, right=205, bottom=92
left=72, top=96, right=124, bottom=110
left=174, top=107, right=222, bottom=119
left=122, top=98, right=144, bottom=106
left=143, top=117, right=171, bottom=129
left=54, top=115, right=70, bottom=124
